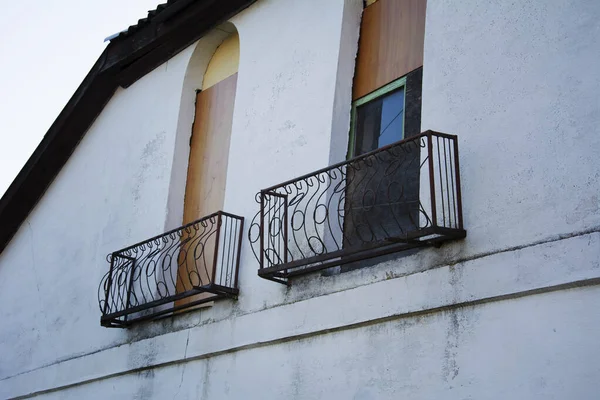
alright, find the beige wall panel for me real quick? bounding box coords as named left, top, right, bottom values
left=203, top=33, right=240, bottom=90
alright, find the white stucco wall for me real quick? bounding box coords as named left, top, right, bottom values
left=421, top=0, right=600, bottom=257
left=1, top=0, right=600, bottom=398
left=24, top=285, right=600, bottom=400
left=225, top=0, right=364, bottom=313
left=0, top=43, right=196, bottom=382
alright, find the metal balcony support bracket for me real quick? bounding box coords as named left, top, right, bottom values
left=249, top=131, right=466, bottom=284
left=98, top=211, right=244, bottom=327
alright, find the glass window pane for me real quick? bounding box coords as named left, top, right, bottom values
left=378, top=87, right=404, bottom=147
left=354, top=86, right=405, bottom=156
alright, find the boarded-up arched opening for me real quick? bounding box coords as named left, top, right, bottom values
left=176, top=26, right=240, bottom=306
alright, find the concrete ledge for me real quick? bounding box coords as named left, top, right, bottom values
left=2, top=232, right=599, bottom=399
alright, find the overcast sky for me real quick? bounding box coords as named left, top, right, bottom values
left=0, top=0, right=161, bottom=197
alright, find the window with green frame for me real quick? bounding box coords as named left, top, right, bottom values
left=341, top=74, right=421, bottom=271
left=348, top=76, right=407, bottom=159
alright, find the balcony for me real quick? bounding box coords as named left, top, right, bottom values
left=98, top=211, right=244, bottom=327
left=249, top=131, right=466, bottom=284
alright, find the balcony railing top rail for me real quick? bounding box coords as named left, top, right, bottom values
left=249, top=130, right=465, bottom=284
left=98, top=211, right=244, bottom=327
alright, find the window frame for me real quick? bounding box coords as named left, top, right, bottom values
left=348, top=76, right=407, bottom=159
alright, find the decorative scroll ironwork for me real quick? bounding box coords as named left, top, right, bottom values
left=99, top=211, right=244, bottom=327
left=249, top=131, right=465, bottom=284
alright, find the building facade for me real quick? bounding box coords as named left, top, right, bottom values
left=1, top=0, right=599, bottom=398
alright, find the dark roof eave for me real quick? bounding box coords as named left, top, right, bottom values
left=0, top=0, right=257, bottom=255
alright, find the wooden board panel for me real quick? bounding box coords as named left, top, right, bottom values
left=183, top=72, right=238, bottom=224
left=176, top=72, right=238, bottom=307
left=352, top=0, right=426, bottom=100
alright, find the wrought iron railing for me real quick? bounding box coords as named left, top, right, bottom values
left=249, top=131, right=465, bottom=284
left=98, top=211, right=244, bottom=327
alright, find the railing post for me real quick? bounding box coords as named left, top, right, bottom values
left=259, top=191, right=265, bottom=270
left=102, top=253, right=116, bottom=316
left=283, top=193, right=289, bottom=264
left=211, top=212, right=223, bottom=285
left=453, top=137, right=464, bottom=230
left=427, top=132, right=438, bottom=228
left=124, top=256, right=136, bottom=323
left=234, top=216, right=244, bottom=289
